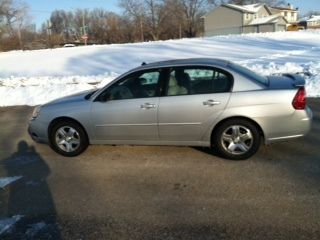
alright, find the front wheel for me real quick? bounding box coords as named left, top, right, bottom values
left=49, top=120, right=89, bottom=157
left=212, top=119, right=261, bottom=160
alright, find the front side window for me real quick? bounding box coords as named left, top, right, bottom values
left=165, top=67, right=233, bottom=96
left=98, top=70, right=160, bottom=101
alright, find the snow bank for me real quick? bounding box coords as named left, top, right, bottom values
left=0, top=30, right=319, bottom=106
left=0, top=74, right=115, bottom=106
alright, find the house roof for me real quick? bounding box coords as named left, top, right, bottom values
left=270, top=6, right=298, bottom=12
left=248, top=15, right=286, bottom=25
left=223, top=3, right=265, bottom=13
left=303, top=15, right=320, bottom=22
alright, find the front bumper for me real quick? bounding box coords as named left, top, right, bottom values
left=28, top=119, right=49, bottom=143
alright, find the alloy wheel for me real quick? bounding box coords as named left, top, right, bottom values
left=220, top=125, right=253, bottom=155
left=55, top=126, right=81, bottom=153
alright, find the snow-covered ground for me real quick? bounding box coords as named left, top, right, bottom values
left=0, top=30, right=319, bottom=106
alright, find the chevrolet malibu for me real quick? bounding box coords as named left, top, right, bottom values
left=28, top=58, right=313, bottom=160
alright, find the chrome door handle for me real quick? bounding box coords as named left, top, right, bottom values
left=140, top=103, right=156, bottom=109
left=203, top=99, right=220, bottom=106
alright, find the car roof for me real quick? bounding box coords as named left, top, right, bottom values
left=134, top=58, right=230, bottom=71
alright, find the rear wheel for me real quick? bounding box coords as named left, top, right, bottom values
left=212, top=119, right=261, bottom=160
left=49, top=120, right=88, bottom=157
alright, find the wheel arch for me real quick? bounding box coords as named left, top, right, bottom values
left=210, top=116, right=265, bottom=144
left=48, top=116, right=89, bottom=143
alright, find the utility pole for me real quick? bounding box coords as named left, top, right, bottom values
left=140, top=16, right=144, bottom=42
left=47, top=20, right=52, bottom=48
left=82, top=11, right=88, bottom=45
left=16, top=12, right=23, bottom=50
left=17, top=23, right=22, bottom=50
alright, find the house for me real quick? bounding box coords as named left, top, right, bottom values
left=300, top=15, right=320, bottom=29
left=203, top=3, right=288, bottom=36
left=269, top=4, right=299, bottom=23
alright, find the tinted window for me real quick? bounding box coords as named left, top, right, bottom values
left=98, top=70, right=160, bottom=101
left=229, top=63, right=268, bottom=85
left=165, top=67, right=232, bottom=96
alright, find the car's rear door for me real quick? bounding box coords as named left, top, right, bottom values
left=91, top=69, right=162, bottom=141
left=158, top=66, right=232, bottom=142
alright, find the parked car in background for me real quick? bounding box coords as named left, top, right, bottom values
left=28, top=58, right=312, bottom=160
left=287, top=23, right=305, bottom=31
left=63, top=44, right=76, bottom=47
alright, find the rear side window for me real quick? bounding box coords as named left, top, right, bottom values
left=165, top=67, right=233, bottom=96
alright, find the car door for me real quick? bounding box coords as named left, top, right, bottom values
left=91, top=69, right=162, bottom=141
left=158, top=66, right=232, bottom=142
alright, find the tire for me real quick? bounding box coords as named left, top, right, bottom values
left=212, top=119, right=261, bottom=160
left=49, top=120, right=89, bottom=157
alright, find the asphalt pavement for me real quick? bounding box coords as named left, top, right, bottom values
left=0, top=98, right=319, bottom=240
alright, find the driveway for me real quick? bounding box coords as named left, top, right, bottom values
left=0, top=99, right=319, bottom=240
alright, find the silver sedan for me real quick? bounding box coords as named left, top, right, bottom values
left=28, top=58, right=313, bottom=160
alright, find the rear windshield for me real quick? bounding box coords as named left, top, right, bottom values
left=229, top=63, right=268, bottom=85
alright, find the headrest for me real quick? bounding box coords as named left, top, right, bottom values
left=169, top=76, right=178, bottom=87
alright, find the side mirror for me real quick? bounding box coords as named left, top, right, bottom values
left=95, top=92, right=110, bottom=102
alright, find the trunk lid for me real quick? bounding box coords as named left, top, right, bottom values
left=267, top=74, right=306, bottom=89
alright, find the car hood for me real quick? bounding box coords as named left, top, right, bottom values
left=44, top=89, right=95, bottom=106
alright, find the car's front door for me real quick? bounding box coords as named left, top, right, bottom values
left=158, top=66, right=232, bottom=142
left=91, top=69, right=161, bottom=141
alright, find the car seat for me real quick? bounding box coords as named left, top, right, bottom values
left=175, top=70, right=191, bottom=93
left=167, top=76, right=187, bottom=96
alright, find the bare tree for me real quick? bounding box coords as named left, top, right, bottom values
left=119, top=0, right=216, bottom=40
left=302, top=10, right=320, bottom=18
left=0, top=0, right=30, bottom=50
left=144, top=0, right=167, bottom=40
left=89, top=8, right=108, bottom=44
left=119, top=0, right=146, bottom=41
left=176, top=0, right=216, bottom=37
left=226, top=0, right=287, bottom=6
left=73, top=8, right=90, bottom=43
left=88, top=9, right=125, bottom=44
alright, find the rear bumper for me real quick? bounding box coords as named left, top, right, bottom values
left=265, top=107, right=313, bottom=144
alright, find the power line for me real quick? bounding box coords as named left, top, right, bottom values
left=29, top=10, right=53, bottom=13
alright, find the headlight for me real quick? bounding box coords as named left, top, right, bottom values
left=31, top=105, right=41, bottom=120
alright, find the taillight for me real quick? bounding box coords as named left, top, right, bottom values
left=292, top=87, right=306, bottom=110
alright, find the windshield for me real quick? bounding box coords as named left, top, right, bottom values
left=229, top=63, right=268, bottom=85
